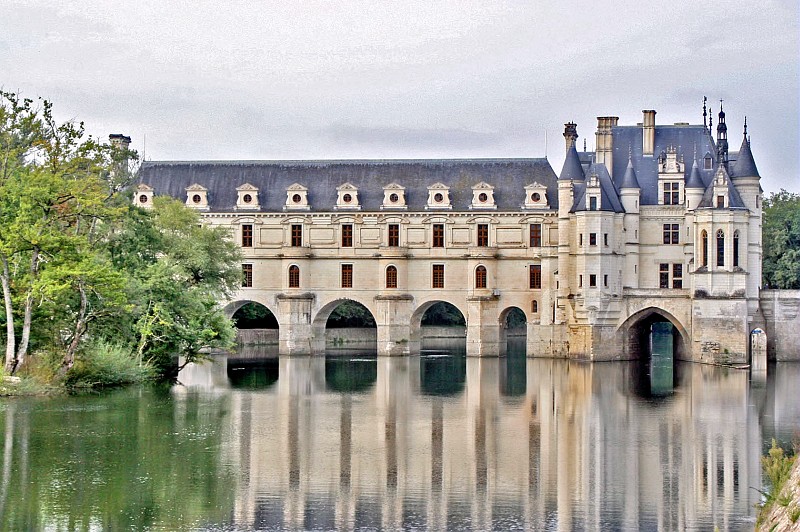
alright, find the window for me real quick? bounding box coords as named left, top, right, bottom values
left=604, top=233, right=608, bottom=246
left=477, top=224, right=489, bottom=247
left=717, top=230, right=725, bottom=267
left=579, top=275, right=583, bottom=288
left=341, top=224, right=353, bottom=247
left=432, top=224, right=444, bottom=247
left=529, top=265, right=541, bottom=289
left=341, top=264, right=353, bottom=288
left=717, top=195, right=725, bottom=208
left=659, top=263, right=669, bottom=288
left=589, top=274, right=597, bottom=287
left=432, top=264, right=444, bottom=288
left=291, top=224, right=302, bottom=247
left=704, top=155, right=713, bottom=170
left=590, top=233, right=597, bottom=246
left=589, top=196, right=597, bottom=210
left=579, top=234, right=583, bottom=246
left=386, top=265, right=397, bottom=288
left=701, top=230, right=708, bottom=267
left=733, top=230, right=740, bottom=267
left=289, top=265, right=300, bottom=288
left=663, top=224, right=679, bottom=245
left=532, top=300, right=538, bottom=313
left=242, top=224, right=253, bottom=247
left=475, top=265, right=487, bottom=288
left=672, top=264, right=682, bottom=288
left=663, top=182, right=680, bottom=205
left=604, top=274, right=608, bottom=287
left=388, top=224, right=400, bottom=247
left=242, top=264, right=253, bottom=288
left=530, top=224, right=542, bottom=247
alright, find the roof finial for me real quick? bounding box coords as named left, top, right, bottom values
left=743, top=116, right=748, bottom=137
left=709, top=107, right=713, bottom=130
left=583, top=137, right=586, bottom=152
left=702, top=96, right=707, bottom=130
left=628, top=143, right=632, bottom=160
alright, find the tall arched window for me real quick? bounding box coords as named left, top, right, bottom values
left=475, top=265, right=487, bottom=289
left=733, top=230, right=740, bottom=268
left=288, top=265, right=300, bottom=288
left=385, top=265, right=397, bottom=289
left=701, top=230, right=708, bottom=267
left=532, top=300, right=539, bottom=313
left=716, top=229, right=725, bottom=267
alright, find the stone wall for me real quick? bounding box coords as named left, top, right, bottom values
left=760, top=290, right=800, bottom=361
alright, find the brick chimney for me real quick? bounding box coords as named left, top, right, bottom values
left=642, top=110, right=656, bottom=156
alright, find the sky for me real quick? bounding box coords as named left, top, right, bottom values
left=2, top=0, right=798, bottom=193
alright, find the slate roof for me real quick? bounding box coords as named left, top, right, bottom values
left=697, top=164, right=748, bottom=209
left=730, top=134, right=760, bottom=178
left=685, top=160, right=705, bottom=189
left=619, top=159, right=641, bottom=189
left=138, top=158, right=559, bottom=212
left=570, top=163, right=624, bottom=213
left=559, top=144, right=585, bottom=181
left=609, top=125, right=718, bottom=205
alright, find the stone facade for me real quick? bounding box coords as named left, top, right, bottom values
left=138, top=104, right=775, bottom=363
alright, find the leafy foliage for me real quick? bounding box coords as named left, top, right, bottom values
left=65, top=341, right=155, bottom=389
left=327, top=300, right=376, bottom=327
left=763, top=190, right=800, bottom=289
left=232, top=302, right=279, bottom=329
left=421, top=302, right=465, bottom=326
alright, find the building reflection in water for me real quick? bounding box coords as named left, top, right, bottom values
left=174, top=347, right=800, bottom=531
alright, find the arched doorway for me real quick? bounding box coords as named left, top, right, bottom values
left=499, top=306, right=527, bottom=355
left=620, top=308, right=688, bottom=397
left=227, top=301, right=279, bottom=351
left=312, top=299, right=377, bottom=354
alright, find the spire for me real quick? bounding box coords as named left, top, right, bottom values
left=686, top=159, right=705, bottom=189
left=702, top=96, right=707, bottom=131
left=620, top=157, right=640, bottom=189
left=559, top=143, right=585, bottom=181
left=731, top=121, right=760, bottom=178
left=716, top=100, right=728, bottom=167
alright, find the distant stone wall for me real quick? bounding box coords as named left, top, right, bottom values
left=236, top=328, right=279, bottom=345
left=760, top=290, right=800, bottom=361
left=235, top=326, right=471, bottom=348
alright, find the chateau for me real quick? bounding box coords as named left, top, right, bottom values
left=136, top=103, right=768, bottom=363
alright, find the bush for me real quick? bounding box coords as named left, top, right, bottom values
left=65, top=341, right=155, bottom=389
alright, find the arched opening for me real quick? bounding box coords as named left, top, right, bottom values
left=499, top=306, right=527, bottom=393
left=475, top=265, right=487, bottom=289
left=411, top=301, right=467, bottom=390
left=621, top=308, right=688, bottom=397
left=716, top=229, right=725, bottom=267
left=701, top=230, right=708, bottom=267
left=312, top=299, right=377, bottom=354
left=227, top=301, right=279, bottom=350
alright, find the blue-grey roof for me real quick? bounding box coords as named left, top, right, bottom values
left=559, top=144, right=585, bottom=181
left=138, top=158, right=559, bottom=212
left=697, top=164, right=747, bottom=209
left=610, top=125, right=718, bottom=205
left=570, top=163, right=624, bottom=213
left=685, top=160, right=705, bottom=189
left=730, top=135, right=760, bottom=178
left=620, top=159, right=640, bottom=189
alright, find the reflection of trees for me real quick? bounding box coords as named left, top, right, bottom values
left=233, top=302, right=278, bottom=329
left=421, top=302, right=465, bottom=326
left=0, top=388, right=236, bottom=530
left=326, top=301, right=376, bottom=328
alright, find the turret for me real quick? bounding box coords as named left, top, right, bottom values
left=558, top=142, right=584, bottom=218
left=619, top=158, right=640, bottom=213
left=716, top=103, right=728, bottom=169
left=620, top=158, right=641, bottom=288
left=685, top=159, right=705, bottom=210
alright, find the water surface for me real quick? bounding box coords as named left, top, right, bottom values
left=1, top=347, right=798, bottom=531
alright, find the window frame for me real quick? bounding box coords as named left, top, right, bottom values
left=530, top=223, right=542, bottom=247
left=432, top=224, right=445, bottom=248
left=288, top=265, right=300, bottom=288
left=432, top=264, right=445, bottom=288
left=385, top=265, right=398, bottom=289
left=529, top=264, right=542, bottom=289
left=341, top=224, right=354, bottom=247
left=290, top=224, right=302, bottom=247
left=475, top=265, right=487, bottom=289
left=242, top=264, right=253, bottom=288
left=241, top=224, right=253, bottom=247
left=341, top=264, right=353, bottom=288
left=476, top=224, right=489, bottom=247
left=388, top=224, right=400, bottom=247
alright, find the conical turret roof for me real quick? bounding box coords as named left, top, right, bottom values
left=559, top=143, right=585, bottom=181
left=685, top=159, right=705, bottom=189
left=732, top=134, right=760, bottom=178
left=620, top=159, right=640, bottom=189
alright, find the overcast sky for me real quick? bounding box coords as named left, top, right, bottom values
left=2, top=0, right=798, bottom=192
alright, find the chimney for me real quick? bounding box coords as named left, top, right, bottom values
left=642, top=110, right=656, bottom=156
left=109, top=134, right=132, bottom=177
left=595, top=116, right=618, bottom=174
left=563, top=122, right=578, bottom=151
left=109, top=134, right=131, bottom=151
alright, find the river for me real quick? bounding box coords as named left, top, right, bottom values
left=0, top=342, right=798, bottom=531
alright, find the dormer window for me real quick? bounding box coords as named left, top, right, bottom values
left=336, top=183, right=361, bottom=210
left=185, top=184, right=209, bottom=210
left=285, top=183, right=310, bottom=210
left=704, top=153, right=713, bottom=170
left=382, top=183, right=407, bottom=209
left=524, top=182, right=549, bottom=209
left=470, top=182, right=496, bottom=210
left=134, top=183, right=154, bottom=209
left=589, top=197, right=597, bottom=210
left=426, top=183, right=452, bottom=210
left=236, top=183, right=260, bottom=210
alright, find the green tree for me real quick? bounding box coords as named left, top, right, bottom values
left=763, top=190, right=800, bottom=289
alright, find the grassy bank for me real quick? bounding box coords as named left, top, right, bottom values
left=757, top=439, right=799, bottom=530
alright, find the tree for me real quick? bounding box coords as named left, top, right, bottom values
left=762, top=190, right=800, bottom=289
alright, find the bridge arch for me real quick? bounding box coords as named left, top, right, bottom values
left=499, top=306, right=527, bottom=355
left=618, top=306, right=689, bottom=360
left=409, top=299, right=468, bottom=347
left=310, top=297, right=378, bottom=353
left=223, top=299, right=280, bottom=325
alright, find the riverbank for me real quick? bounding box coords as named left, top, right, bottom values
left=759, top=452, right=800, bottom=531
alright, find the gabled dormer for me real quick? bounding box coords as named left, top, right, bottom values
left=382, top=183, right=407, bottom=209
left=285, top=183, right=310, bottom=211
left=470, top=182, right=496, bottom=210
left=524, top=182, right=549, bottom=209
left=236, top=183, right=260, bottom=210
left=134, top=183, right=154, bottom=209
left=335, top=182, right=361, bottom=210
left=185, top=183, right=209, bottom=210
left=585, top=172, right=602, bottom=211
left=711, top=165, right=730, bottom=209
left=658, top=145, right=684, bottom=206
left=426, top=183, right=452, bottom=210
